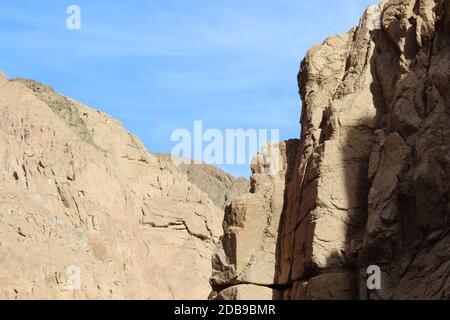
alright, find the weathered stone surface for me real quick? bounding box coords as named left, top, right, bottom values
left=276, top=0, right=450, bottom=300
left=212, top=284, right=274, bottom=300
left=1, top=0, right=448, bottom=301
left=210, top=140, right=299, bottom=299
left=155, top=154, right=249, bottom=209
left=211, top=0, right=449, bottom=300
left=0, top=76, right=223, bottom=299
left=283, top=273, right=356, bottom=300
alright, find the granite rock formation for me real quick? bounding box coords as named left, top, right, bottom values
left=210, top=140, right=299, bottom=300
left=211, top=0, right=449, bottom=300
left=0, top=75, right=225, bottom=299
left=0, top=0, right=448, bottom=301
left=155, top=154, right=249, bottom=209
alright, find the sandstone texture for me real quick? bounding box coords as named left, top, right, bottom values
left=278, top=0, right=449, bottom=300
left=0, top=0, right=448, bottom=301
left=0, top=75, right=225, bottom=299
left=155, top=154, right=249, bottom=209
left=211, top=0, right=449, bottom=300
left=210, top=140, right=299, bottom=299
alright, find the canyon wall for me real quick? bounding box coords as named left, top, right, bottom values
left=0, top=0, right=448, bottom=301
left=210, top=140, right=299, bottom=300
left=155, top=154, right=249, bottom=209
left=212, top=0, right=449, bottom=300
left=0, top=75, right=238, bottom=299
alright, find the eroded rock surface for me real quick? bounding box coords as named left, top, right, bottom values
left=278, top=0, right=450, bottom=300
left=211, top=0, right=449, bottom=300
left=210, top=140, right=299, bottom=299
left=155, top=154, right=249, bottom=209
left=0, top=75, right=224, bottom=299
left=1, top=0, right=448, bottom=301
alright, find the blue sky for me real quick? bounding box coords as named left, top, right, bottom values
left=0, top=0, right=374, bottom=177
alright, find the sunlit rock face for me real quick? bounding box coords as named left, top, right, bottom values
left=0, top=75, right=229, bottom=299
left=0, top=0, right=448, bottom=301
left=210, top=140, right=299, bottom=300
left=211, top=0, right=449, bottom=300
left=155, top=154, right=249, bottom=210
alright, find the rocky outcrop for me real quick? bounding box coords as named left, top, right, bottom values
left=0, top=75, right=224, bottom=299
left=155, top=154, right=249, bottom=209
left=210, top=140, right=299, bottom=299
left=1, top=0, right=448, bottom=301
left=211, top=0, right=449, bottom=300
left=278, top=0, right=449, bottom=300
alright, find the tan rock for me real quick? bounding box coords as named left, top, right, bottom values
left=155, top=154, right=249, bottom=209
left=210, top=140, right=299, bottom=299
left=0, top=77, right=224, bottom=299
left=212, top=285, right=275, bottom=300
left=212, top=0, right=449, bottom=301
left=1, top=0, right=448, bottom=301
left=277, top=0, right=450, bottom=300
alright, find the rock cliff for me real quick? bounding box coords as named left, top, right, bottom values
left=0, top=75, right=228, bottom=299
left=155, top=154, right=249, bottom=209
left=0, top=0, right=448, bottom=301
left=211, top=0, right=449, bottom=300
left=210, top=140, right=299, bottom=300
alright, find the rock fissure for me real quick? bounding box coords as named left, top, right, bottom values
left=210, top=0, right=449, bottom=300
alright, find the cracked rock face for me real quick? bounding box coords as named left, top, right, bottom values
left=277, top=0, right=449, bottom=300
left=211, top=0, right=449, bottom=300
left=1, top=0, right=448, bottom=301
left=210, top=140, right=299, bottom=299
left=0, top=76, right=225, bottom=299
left=155, top=154, right=249, bottom=209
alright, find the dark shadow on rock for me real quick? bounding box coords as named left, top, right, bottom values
left=271, top=24, right=392, bottom=300
left=272, top=1, right=450, bottom=299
